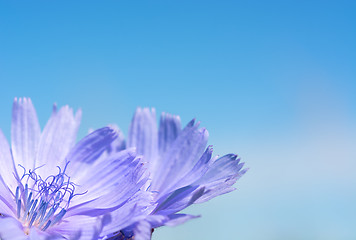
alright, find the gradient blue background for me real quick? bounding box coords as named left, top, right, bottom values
left=1, top=1, right=355, bottom=239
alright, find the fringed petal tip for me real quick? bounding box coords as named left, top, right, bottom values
left=101, top=126, right=119, bottom=138
left=52, top=102, right=57, bottom=112
left=186, top=118, right=196, bottom=127
left=13, top=97, right=32, bottom=104
left=239, top=167, right=249, bottom=175
left=184, top=119, right=209, bottom=136
left=107, top=124, right=123, bottom=137
left=135, top=107, right=156, bottom=116
left=160, top=111, right=180, bottom=120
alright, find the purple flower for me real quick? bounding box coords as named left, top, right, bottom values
left=0, top=98, right=150, bottom=240
left=108, top=108, right=248, bottom=239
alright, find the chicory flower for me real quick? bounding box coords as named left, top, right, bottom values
left=0, top=98, right=149, bottom=240
left=108, top=108, right=248, bottom=239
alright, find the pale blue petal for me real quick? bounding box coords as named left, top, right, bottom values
left=29, top=228, right=53, bottom=240
left=128, top=107, right=158, bottom=167
left=100, top=188, right=154, bottom=238
left=106, top=124, right=126, bottom=153
left=151, top=120, right=208, bottom=197
left=81, top=125, right=126, bottom=182
left=153, top=186, right=205, bottom=216
left=0, top=129, right=19, bottom=193
left=195, top=181, right=237, bottom=203
left=196, top=154, right=244, bottom=184
left=47, top=215, right=102, bottom=240
left=132, top=220, right=152, bottom=240
left=194, top=154, right=247, bottom=203
left=11, top=97, right=41, bottom=172
left=0, top=177, right=16, bottom=218
left=68, top=149, right=148, bottom=214
left=163, top=213, right=199, bottom=227
left=0, top=216, right=27, bottom=240
left=134, top=213, right=198, bottom=230
left=158, top=112, right=181, bottom=154
left=36, top=104, right=81, bottom=177
left=100, top=198, right=147, bottom=237
left=65, top=127, right=118, bottom=177
left=168, top=146, right=213, bottom=191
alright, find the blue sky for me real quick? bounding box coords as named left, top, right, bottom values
left=0, top=1, right=355, bottom=239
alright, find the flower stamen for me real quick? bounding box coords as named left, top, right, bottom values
left=14, top=162, right=83, bottom=232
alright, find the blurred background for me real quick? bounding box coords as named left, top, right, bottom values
left=0, top=1, right=355, bottom=239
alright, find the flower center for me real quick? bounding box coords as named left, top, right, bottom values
left=14, top=162, right=80, bottom=232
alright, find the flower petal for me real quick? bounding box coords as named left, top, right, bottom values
left=167, top=146, right=214, bottom=191
left=48, top=215, right=102, bottom=240
left=0, top=129, right=19, bottom=192
left=68, top=149, right=147, bottom=212
left=0, top=176, right=16, bottom=218
left=0, top=216, right=26, bottom=240
left=154, top=186, right=205, bottom=216
left=163, top=213, right=199, bottom=227
left=29, top=228, right=54, bottom=240
left=133, top=213, right=198, bottom=230
left=158, top=112, right=181, bottom=154
left=194, top=154, right=248, bottom=203
left=128, top=108, right=158, bottom=169
left=66, top=152, right=151, bottom=235
left=36, top=105, right=81, bottom=177
left=107, top=124, right=126, bottom=153
left=11, top=97, right=41, bottom=171
left=151, top=120, right=208, bottom=197
left=131, top=220, right=152, bottom=240
left=99, top=192, right=152, bottom=238
left=65, top=127, right=118, bottom=177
